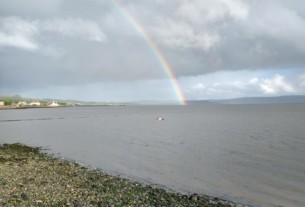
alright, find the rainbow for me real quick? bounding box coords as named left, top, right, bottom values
left=110, top=0, right=187, bottom=105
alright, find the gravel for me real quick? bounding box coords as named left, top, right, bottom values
left=0, top=143, right=250, bottom=207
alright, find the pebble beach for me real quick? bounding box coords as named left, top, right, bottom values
left=0, top=143, right=250, bottom=207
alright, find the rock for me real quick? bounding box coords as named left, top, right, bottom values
left=20, top=193, right=28, bottom=200
left=73, top=199, right=82, bottom=207
left=209, top=200, right=218, bottom=205
left=181, top=195, right=188, bottom=199
left=189, top=193, right=200, bottom=201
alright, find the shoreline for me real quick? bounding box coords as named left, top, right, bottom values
left=0, top=143, right=251, bottom=206
left=0, top=105, right=126, bottom=110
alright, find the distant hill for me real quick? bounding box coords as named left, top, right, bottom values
left=0, top=95, right=24, bottom=102
left=184, top=100, right=212, bottom=105
left=189, top=95, right=305, bottom=105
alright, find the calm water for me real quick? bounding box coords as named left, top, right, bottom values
left=0, top=105, right=305, bottom=207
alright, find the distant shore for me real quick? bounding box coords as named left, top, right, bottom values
left=0, top=143, right=250, bottom=207
left=0, top=106, right=63, bottom=110
left=0, top=105, right=126, bottom=110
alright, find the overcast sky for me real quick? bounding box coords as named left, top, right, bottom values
left=1, top=0, right=305, bottom=103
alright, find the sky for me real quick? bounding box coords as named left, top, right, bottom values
left=1, top=0, right=305, bottom=103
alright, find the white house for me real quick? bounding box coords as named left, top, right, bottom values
left=0, top=101, right=4, bottom=107
left=29, top=101, right=41, bottom=106
left=16, top=101, right=27, bottom=107
left=48, top=101, right=59, bottom=107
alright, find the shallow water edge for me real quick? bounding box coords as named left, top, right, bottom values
left=0, top=143, right=251, bottom=207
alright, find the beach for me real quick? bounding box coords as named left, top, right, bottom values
left=0, top=143, right=248, bottom=207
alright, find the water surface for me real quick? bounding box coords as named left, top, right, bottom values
left=1, top=105, right=304, bottom=207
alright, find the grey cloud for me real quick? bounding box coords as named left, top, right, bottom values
left=0, top=17, right=39, bottom=51
left=146, top=0, right=305, bottom=75
left=0, top=0, right=112, bottom=19
left=0, top=16, right=106, bottom=48
left=176, top=0, right=249, bottom=24
left=0, top=32, right=164, bottom=90
left=151, top=19, right=220, bottom=50
left=1, top=0, right=305, bottom=92
left=41, top=18, right=106, bottom=42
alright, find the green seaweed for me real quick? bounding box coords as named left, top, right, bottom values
left=0, top=143, right=40, bottom=154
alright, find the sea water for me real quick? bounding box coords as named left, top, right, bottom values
left=0, top=105, right=304, bottom=207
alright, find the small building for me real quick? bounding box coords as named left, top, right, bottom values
left=0, top=101, right=4, bottom=107
left=29, top=101, right=41, bottom=106
left=48, top=101, right=59, bottom=107
left=16, top=101, right=27, bottom=107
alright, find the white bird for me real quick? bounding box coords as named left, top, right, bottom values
left=156, top=117, right=164, bottom=121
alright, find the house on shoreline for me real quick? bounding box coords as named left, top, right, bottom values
left=48, top=101, right=59, bottom=107
left=29, top=101, right=41, bottom=106
left=0, top=99, right=68, bottom=109
left=16, top=101, right=27, bottom=107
